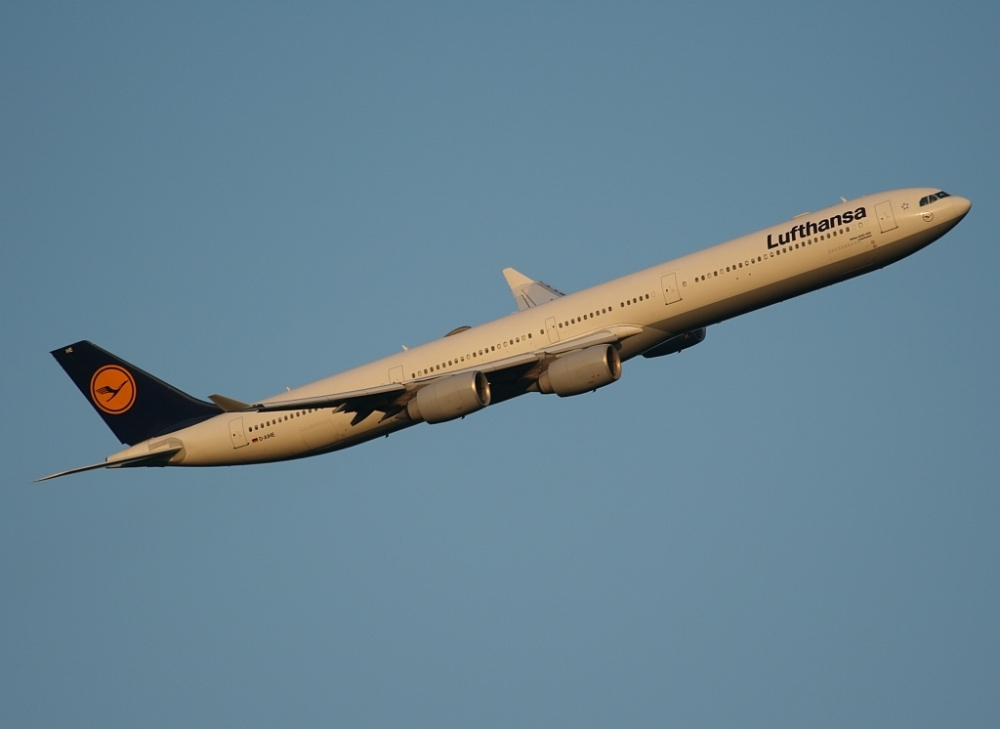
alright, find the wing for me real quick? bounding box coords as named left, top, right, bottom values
left=251, top=381, right=412, bottom=416
left=249, top=352, right=542, bottom=421
left=502, top=268, right=566, bottom=311
left=249, top=326, right=649, bottom=418
left=539, top=325, right=644, bottom=355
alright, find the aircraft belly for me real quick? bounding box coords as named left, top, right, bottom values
left=304, top=412, right=413, bottom=455
left=617, top=327, right=674, bottom=361
left=649, top=258, right=870, bottom=335
left=650, top=220, right=950, bottom=336
left=875, top=217, right=963, bottom=266
left=175, top=414, right=313, bottom=466
left=299, top=413, right=349, bottom=451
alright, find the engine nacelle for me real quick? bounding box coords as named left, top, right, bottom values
left=641, top=328, right=706, bottom=359
left=538, top=344, right=622, bottom=397
left=407, top=371, right=491, bottom=424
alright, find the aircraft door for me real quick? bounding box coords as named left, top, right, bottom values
left=875, top=200, right=898, bottom=233
left=388, top=365, right=404, bottom=383
left=545, top=317, right=559, bottom=343
left=661, top=273, right=682, bottom=305
left=229, top=417, right=249, bottom=449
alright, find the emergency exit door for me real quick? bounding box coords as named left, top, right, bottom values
left=229, top=417, right=249, bottom=449
left=875, top=200, right=898, bottom=233
left=661, top=273, right=682, bottom=305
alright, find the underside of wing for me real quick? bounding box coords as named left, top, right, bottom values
left=251, top=382, right=411, bottom=424
left=540, top=325, right=645, bottom=355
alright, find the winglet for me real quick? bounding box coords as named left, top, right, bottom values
left=502, top=268, right=566, bottom=311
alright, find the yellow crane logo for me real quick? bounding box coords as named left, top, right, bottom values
left=89, top=365, right=136, bottom=415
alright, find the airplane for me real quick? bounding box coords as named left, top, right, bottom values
left=38, top=187, right=971, bottom=481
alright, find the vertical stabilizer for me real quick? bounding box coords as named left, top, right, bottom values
left=52, top=341, right=221, bottom=445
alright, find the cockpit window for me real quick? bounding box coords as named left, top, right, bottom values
left=920, top=190, right=951, bottom=207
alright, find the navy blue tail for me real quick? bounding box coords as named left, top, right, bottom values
left=52, top=341, right=222, bottom=446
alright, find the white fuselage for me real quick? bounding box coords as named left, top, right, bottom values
left=109, top=188, right=971, bottom=469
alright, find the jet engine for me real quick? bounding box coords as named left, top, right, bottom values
left=407, top=371, right=491, bottom=424
left=538, top=344, right=621, bottom=397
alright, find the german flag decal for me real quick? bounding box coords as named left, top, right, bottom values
left=89, top=365, right=137, bottom=415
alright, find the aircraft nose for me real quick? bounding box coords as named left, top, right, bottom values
left=952, top=195, right=972, bottom=219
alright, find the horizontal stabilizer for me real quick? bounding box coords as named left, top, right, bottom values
left=34, top=447, right=182, bottom=483
left=209, top=394, right=251, bottom=412
left=502, top=267, right=565, bottom=311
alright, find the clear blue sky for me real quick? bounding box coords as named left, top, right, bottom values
left=3, top=3, right=997, bottom=727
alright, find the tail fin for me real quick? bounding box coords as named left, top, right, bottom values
left=51, top=341, right=222, bottom=445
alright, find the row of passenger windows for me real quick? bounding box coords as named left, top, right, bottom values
left=408, top=293, right=653, bottom=378
left=558, top=305, right=610, bottom=329
left=556, top=294, right=650, bottom=329
left=692, top=226, right=851, bottom=282
left=622, top=294, right=651, bottom=307
left=919, top=190, right=950, bottom=207
left=410, top=334, right=534, bottom=378
left=248, top=408, right=319, bottom=432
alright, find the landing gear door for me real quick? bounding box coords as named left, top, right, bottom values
left=229, top=417, right=249, bottom=449
left=661, top=273, right=682, bottom=305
